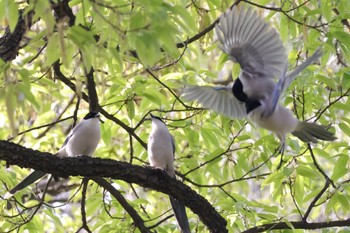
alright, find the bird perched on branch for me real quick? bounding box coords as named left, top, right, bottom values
left=148, top=114, right=190, bottom=233
left=5, top=111, right=101, bottom=198
left=182, top=6, right=336, bottom=150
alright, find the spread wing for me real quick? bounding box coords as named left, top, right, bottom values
left=215, top=6, right=287, bottom=80
left=182, top=85, right=246, bottom=119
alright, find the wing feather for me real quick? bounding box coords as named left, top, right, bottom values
left=182, top=85, right=246, bottom=119
left=215, top=6, right=287, bottom=80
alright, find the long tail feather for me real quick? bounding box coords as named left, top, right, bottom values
left=282, top=49, right=322, bottom=91
left=4, top=170, right=46, bottom=199
left=169, top=196, right=190, bottom=233
left=292, top=122, right=336, bottom=143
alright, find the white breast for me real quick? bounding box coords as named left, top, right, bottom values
left=148, top=120, right=174, bottom=176
left=65, top=118, right=101, bottom=157
left=249, top=104, right=299, bottom=136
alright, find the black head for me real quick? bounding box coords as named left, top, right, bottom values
left=150, top=113, right=164, bottom=123
left=84, top=112, right=100, bottom=120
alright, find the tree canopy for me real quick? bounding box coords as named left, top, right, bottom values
left=0, top=0, right=350, bottom=232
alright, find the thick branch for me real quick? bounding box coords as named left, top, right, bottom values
left=52, top=0, right=76, bottom=26
left=0, top=140, right=227, bottom=233
left=242, top=219, right=350, bottom=233
left=0, top=11, right=28, bottom=61
left=85, top=67, right=99, bottom=112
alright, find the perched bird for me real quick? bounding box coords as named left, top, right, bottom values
left=182, top=6, right=336, bottom=149
left=148, top=114, right=190, bottom=233
left=5, top=111, right=101, bottom=198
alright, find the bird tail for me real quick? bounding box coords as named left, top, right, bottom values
left=4, top=170, right=46, bottom=199
left=169, top=196, right=190, bottom=233
left=282, top=49, right=322, bottom=91
left=292, top=121, right=336, bottom=143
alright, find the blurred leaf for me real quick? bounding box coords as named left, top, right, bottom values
left=201, top=127, right=220, bottom=149
left=101, top=122, right=112, bottom=146
left=6, top=1, right=19, bottom=32
left=342, top=72, right=350, bottom=88
left=45, top=34, right=60, bottom=66
left=296, top=165, right=319, bottom=178
left=135, top=32, right=160, bottom=67
left=126, top=100, right=135, bottom=120
left=335, top=192, right=350, bottom=212
left=315, top=74, right=337, bottom=90
left=339, top=122, right=350, bottom=137
left=331, top=154, right=348, bottom=181
left=5, top=84, right=17, bottom=136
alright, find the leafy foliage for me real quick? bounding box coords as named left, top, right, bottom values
left=0, top=0, right=350, bottom=232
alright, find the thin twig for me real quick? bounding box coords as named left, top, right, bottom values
left=92, top=177, right=151, bottom=233
left=302, top=179, right=330, bottom=221
left=307, top=144, right=335, bottom=188
left=80, top=178, right=92, bottom=233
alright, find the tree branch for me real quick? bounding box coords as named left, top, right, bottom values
left=302, top=180, right=330, bottom=221
left=0, top=140, right=227, bottom=233
left=53, top=62, right=147, bottom=149
left=79, top=178, right=92, bottom=233
left=0, top=11, right=29, bottom=61
left=175, top=0, right=242, bottom=49
left=242, top=219, right=350, bottom=233
left=92, top=177, right=151, bottom=233
left=308, top=144, right=335, bottom=188
left=84, top=67, right=99, bottom=112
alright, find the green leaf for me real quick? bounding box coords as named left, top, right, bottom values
left=134, top=32, right=160, bottom=67
left=126, top=100, right=135, bottom=120
left=342, top=72, right=350, bottom=88
left=339, top=122, right=350, bottom=137
left=336, top=192, right=350, bottom=212
left=296, top=165, right=319, bottom=178
left=142, top=89, right=163, bottom=107
left=320, top=1, right=332, bottom=21
left=5, top=84, right=17, bottom=136
left=332, top=31, right=350, bottom=62
left=18, top=85, right=40, bottom=111
left=45, top=34, right=60, bottom=66
left=101, top=122, right=112, bottom=146
left=331, top=154, right=348, bottom=181
left=0, top=1, right=6, bottom=23
left=315, top=74, right=337, bottom=90
left=279, top=15, right=288, bottom=42
left=261, top=170, right=285, bottom=188
left=6, top=1, right=19, bottom=32
left=67, top=26, right=96, bottom=48
left=201, top=127, right=220, bottom=149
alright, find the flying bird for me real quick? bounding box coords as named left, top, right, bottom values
left=182, top=6, right=336, bottom=149
left=5, top=111, right=101, bottom=198
left=148, top=114, right=190, bottom=233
